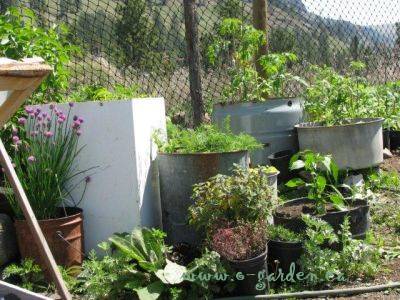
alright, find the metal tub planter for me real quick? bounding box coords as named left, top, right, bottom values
left=296, top=118, right=384, bottom=170
left=158, top=151, right=249, bottom=246
left=213, top=98, right=304, bottom=166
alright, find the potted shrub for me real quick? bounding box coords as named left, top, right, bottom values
left=154, top=121, right=263, bottom=246
left=208, top=18, right=305, bottom=166
left=5, top=104, right=91, bottom=270
left=298, top=63, right=384, bottom=170
left=189, top=164, right=278, bottom=295
left=267, top=225, right=303, bottom=275
left=274, top=151, right=370, bottom=238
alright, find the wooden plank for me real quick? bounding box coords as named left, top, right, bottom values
left=183, top=0, right=205, bottom=127
left=0, top=76, right=41, bottom=91
left=0, top=280, right=51, bottom=300
left=0, top=140, right=71, bottom=300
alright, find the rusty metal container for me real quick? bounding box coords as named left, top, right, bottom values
left=157, top=151, right=249, bottom=246
left=14, top=207, right=84, bottom=269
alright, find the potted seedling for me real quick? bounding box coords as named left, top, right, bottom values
left=274, top=151, right=370, bottom=238
left=154, top=121, right=262, bottom=246
left=267, top=225, right=303, bottom=275
left=208, top=18, right=305, bottom=166
left=189, top=164, right=278, bottom=295
left=5, top=104, right=92, bottom=271
left=298, top=63, right=384, bottom=170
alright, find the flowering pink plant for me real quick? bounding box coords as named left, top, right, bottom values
left=6, top=103, right=92, bottom=220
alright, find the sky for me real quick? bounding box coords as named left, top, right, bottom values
left=302, top=0, right=400, bottom=25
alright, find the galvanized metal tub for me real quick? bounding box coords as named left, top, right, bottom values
left=296, top=118, right=384, bottom=170
left=212, top=98, right=304, bottom=166
left=157, top=151, right=249, bottom=246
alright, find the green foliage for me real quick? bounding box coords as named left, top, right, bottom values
left=300, top=215, right=381, bottom=287
left=6, top=105, right=91, bottom=220
left=154, top=120, right=261, bottom=154
left=207, top=18, right=305, bottom=103
left=303, top=63, right=382, bottom=125
left=0, top=7, right=78, bottom=103
left=67, top=84, right=147, bottom=102
left=286, top=151, right=346, bottom=215
left=375, top=81, right=400, bottom=130
left=268, top=225, right=302, bottom=243
left=366, top=170, right=400, bottom=192
left=115, top=0, right=166, bottom=72
left=78, top=227, right=228, bottom=299
left=269, top=27, right=296, bottom=53
left=2, top=259, right=48, bottom=292
left=189, top=164, right=278, bottom=235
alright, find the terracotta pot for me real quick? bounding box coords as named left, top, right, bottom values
left=14, top=207, right=84, bottom=270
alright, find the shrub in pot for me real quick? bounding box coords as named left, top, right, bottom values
left=267, top=225, right=303, bottom=276
left=189, top=165, right=278, bottom=294
left=154, top=121, right=262, bottom=246
left=209, top=18, right=305, bottom=165
left=299, top=62, right=383, bottom=170
left=274, top=151, right=370, bottom=238
left=5, top=104, right=92, bottom=270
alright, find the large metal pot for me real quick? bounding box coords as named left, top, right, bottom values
left=158, top=151, right=249, bottom=246
left=212, top=98, right=304, bottom=166
left=14, top=207, right=84, bottom=271
left=296, top=118, right=384, bottom=170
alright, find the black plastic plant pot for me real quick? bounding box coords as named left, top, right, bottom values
left=267, top=240, right=303, bottom=276
left=268, top=150, right=295, bottom=184
left=228, top=248, right=268, bottom=296
left=389, top=130, right=400, bottom=150
left=383, top=129, right=390, bottom=150
left=273, top=198, right=370, bottom=237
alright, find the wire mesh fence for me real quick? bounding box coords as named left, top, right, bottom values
left=4, top=0, right=400, bottom=120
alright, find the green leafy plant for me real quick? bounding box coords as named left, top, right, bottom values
left=366, top=170, right=400, bottom=192
left=67, top=84, right=147, bottom=102
left=303, top=63, right=381, bottom=126
left=77, top=227, right=229, bottom=300
left=189, top=164, right=278, bottom=235
left=286, top=151, right=346, bottom=215
left=207, top=18, right=305, bottom=104
left=154, top=119, right=261, bottom=154
left=300, top=215, right=381, bottom=287
left=268, top=225, right=303, bottom=243
left=6, top=104, right=92, bottom=220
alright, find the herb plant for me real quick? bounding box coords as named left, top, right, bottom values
left=6, top=104, right=92, bottom=220
left=189, top=164, right=278, bottom=235
left=67, top=84, right=147, bottom=102
left=268, top=225, right=303, bottom=243
left=300, top=215, right=381, bottom=287
left=207, top=18, right=305, bottom=104
left=211, top=220, right=267, bottom=261
left=154, top=120, right=261, bottom=154
left=286, top=151, right=346, bottom=215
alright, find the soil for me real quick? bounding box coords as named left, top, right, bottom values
left=380, top=150, right=400, bottom=173
left=276, top=200, right=341, bottom=218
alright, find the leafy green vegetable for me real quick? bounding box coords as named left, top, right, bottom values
left=154, top=120, right=261, bottom=154
left=268, top=225, right=303, bottom=243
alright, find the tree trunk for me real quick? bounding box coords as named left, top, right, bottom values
left=253, top=0, right=268, bottom=79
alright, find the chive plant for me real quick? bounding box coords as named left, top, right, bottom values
left=6, top=103, right=92, bottom=220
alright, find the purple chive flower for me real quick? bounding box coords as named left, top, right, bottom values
left=78, top=117, right=84, bottom=124
left=42, top=112, right=48, bottom=118
left=34, top=110, right=40, bottom=117
left=30, top=131, right=38, bottom=137
left=27, top=156, right=36, bottom=163
left=73, top=115, right=78, bottom=121
left=25, top=107, right=34, bottom=114
left=12, top=128, right=18, bottom=136
left=47, top=116, right=51, bottom=122
left=16, top=140, right=22, bottom=146
left=18, top=117, right=27, bottom=125
left=44, top=131, right=54, bottom=138
left=49, top=103, right=55, bottom=110
left=57, top=117, right=65, bottom=124
left=36, top=108, right=41, bottom=113
left=76, top=129, right=82, bottom=136
left=85, top=176, right=91, bottom=183
left=69, top=102, right=74, bottom=107
left=29, top=112, right=35, bottom=118
left=72, top=121, right=80, bottom=129
left=37, top=116, right=43, bottom=122
left=12, top=136, right=19, bottom=144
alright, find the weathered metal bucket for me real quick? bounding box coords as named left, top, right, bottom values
left=296, top=118, right=384, bottom=170
left=212, top=98, right=304, bottom=166
left=157, top=151, right=249, bottom=246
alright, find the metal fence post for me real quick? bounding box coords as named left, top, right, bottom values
left=183, top=0, right=205, bottom=127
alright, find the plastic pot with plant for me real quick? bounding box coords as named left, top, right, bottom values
left=209, top=18, right=305, bottom=165
left=298, top=63, right=384, bottom=170
left=154, top=120, right=262, bottom=246
left=267, top=225, right=303, bottom=276
left=5, top=103, right=92, bottom=270
left=274, top=151, right=370, bottom=238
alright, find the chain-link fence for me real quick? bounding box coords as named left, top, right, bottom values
left=3, top=0, right=400, bottom=120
